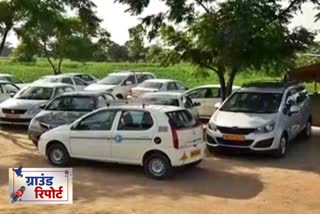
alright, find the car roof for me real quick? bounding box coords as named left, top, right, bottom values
left=240, top=81, right=303, bottom=93
left=190, top=84, right=241, bottom=89
left=28, top=82, right=72, bottom=88
left=100, top=104, right=184, bottom=113
left=59, top=91, right=113, bottom=97
left=109, top=71, right=154, bottom=76
left=143, top=79, right=177, bottom=83
left=142, top=92, right=184, bottom=98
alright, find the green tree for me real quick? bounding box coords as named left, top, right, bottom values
left=126, top=24, right=147, bottom=62
left=117, top=0, right=315, bottom=100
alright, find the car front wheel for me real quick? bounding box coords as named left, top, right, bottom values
left=303, top=120, right=312, bottom=138
left=274, top=134, right=287, bottom=158
left=144, top=154, right=173, bottom=180
left=48, top=144, right=70, bottom=166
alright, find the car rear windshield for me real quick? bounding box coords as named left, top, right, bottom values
left=98, top=75, right=126, bottom=85
left=139, top=97, right=180, bottom=107
left=46, top=96, right=96, bottom=111
left=220, top=92, right=283, bottom=114
left=140, top=82, right=163, bottom=89
left=166, top=110, right=197, bottom=129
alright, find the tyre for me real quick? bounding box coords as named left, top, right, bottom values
left=273, top=134, right=287, bottom=158
left=302, top=119, right=312, bottom=138
left=47, top=143, right=70, bottom=166
left=144, top=153, right=173, bottom=180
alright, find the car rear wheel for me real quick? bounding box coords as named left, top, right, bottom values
left=273, top=134, right=287, bottom=158
left=48, top=144, right=70, bottom=166
left=207, top=145, right=219, bottom=154
left=144, top=154, right=173, bottom=180
left=116, top=94, right=123, bottom=99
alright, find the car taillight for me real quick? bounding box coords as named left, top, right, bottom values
left=128, top=89, right=132, bottom=96
left=169, top=120, right=179, bottom=149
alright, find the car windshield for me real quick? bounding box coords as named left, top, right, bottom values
left=140, top=82, right=163, bottom=89
left=46, top=97, right=96, bottom=111
left=16, top=87, right=53, bottom=100
left=139, top=96, right=180, bottom=107
left=98, top=75, right=126, bottom=85
left=220, top=92, right=283, bottom=114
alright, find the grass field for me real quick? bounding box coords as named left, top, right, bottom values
left=0, top=57, right=292, bottom=89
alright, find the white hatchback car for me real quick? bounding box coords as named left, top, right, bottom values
left=34, top=74, right=89, bottom=91
left=38, top=105, right=205, bottom=179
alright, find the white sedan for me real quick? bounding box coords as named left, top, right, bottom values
left=185, top=84, right=240, bottom=119
left=136, top=92, right=199, bottom=118
left=38, top=105, right=205, bottom=179
left=128, top=79, right=188, bottom=99
left=33, top=74, right=88, bottom=91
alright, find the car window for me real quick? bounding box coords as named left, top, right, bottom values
left=76, top=110, right=117, bottom=131
left=175, top=82, right=187, bottom=90
left=183, top=96, right=194, bottom=109
left=63, top=87, right=75, bottom=93
left=189, top=88, right=220, bottom=98
left=78, top=74, right=94, bottom=82
left=123, top=75, right=136, bottom=86
left=46, top=97, right=96, bottom=111
left=285, top=90, right=297, bottom=106
left=137, top=74, right=154, bottom=83
left=3, top=83, right=19, bottom=94
left=0, top=85, right=4, bottom=94
left=62, top=78, right=73, bottom=85
left=167, top=82, right=177, bottom=91
left=55, top=88, right=66, bottom=97
left=118, top=110, right=153, bottom=131
left=166, top=110, right=197, bottom=129
left=74, top=77, right=88, bottom=86
left=296, top=86, right=308, bottom=105
left=102, top=94, right=115, bottom=101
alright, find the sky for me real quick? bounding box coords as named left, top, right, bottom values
left=6, top=0, right=320, bottom=46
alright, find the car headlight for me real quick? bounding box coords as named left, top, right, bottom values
left=207, top=121, right=217, bottom=131
left=255, top=121, right=276, bottom=134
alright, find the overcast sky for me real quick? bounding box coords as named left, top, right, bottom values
left=6, top=0, right=320, bottom=46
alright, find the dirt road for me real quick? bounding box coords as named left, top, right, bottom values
left=0, top=127, right=319, bottom=214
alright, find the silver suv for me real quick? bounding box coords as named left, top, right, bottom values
left=206, top=82, right=312, bottom=157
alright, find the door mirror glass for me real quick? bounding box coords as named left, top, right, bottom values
left=214, top=102, right=221, bottom=109
left=289, top=105, right=300, bottom=114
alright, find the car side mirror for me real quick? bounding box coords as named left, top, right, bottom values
left=193, top=102, right=201, bottom=107
left=10, top=92, right=15, bottom=98
left=289, top=105, right=300, bottom=114
left=214, top=102, right=221, bottom=109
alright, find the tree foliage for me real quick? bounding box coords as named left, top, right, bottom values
left=117, top=0, right=316, bottom=100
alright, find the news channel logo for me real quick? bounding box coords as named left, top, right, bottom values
left=9, top=166, right=73, bottom=204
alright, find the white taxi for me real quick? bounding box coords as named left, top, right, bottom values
left=38, top=105, right=205, bottom=179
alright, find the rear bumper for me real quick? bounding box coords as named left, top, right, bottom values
left=167, top=142, right=206, bottom=167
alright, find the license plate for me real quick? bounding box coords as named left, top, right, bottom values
left=191, top=149, right=201, bottom=157
left=223, top=134, right=245, bottom=141
left=5, top=114, right=20, bottom=119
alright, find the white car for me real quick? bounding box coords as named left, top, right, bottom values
left=38, top=105, right=205, bottom=179
left=0, top=83, right=75, bottom=125
left=206, top=82, right=312, bottom=157
left=64, top=73, right=98, bottom=84
left=34, top=74, right=89, bottom=91
left=0, top=73, right=26, bottom=88
left=185, top=84, right=240, bottom=119
left=0, top=81, right=20, bottom=103
left=136, top=92, right=199, bottom=118
left=128, top=79, right=189, bottom=99
left=85, top=71, right=156, bottom=99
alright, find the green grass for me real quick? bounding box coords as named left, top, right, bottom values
left=2, top=57, right=313, bottom=91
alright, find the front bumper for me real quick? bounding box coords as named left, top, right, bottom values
left=206, top=128, right=281, bottom=152
left=0, top=117, right=31, bottom=126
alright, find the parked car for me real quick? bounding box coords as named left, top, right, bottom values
left=128, top=79, right=189, bottom=99
left=0, top=81, right=20, bottom=103
left=85, top=71, right=156, bottom=99
left=206, top=82, right=312, bottom=157
left=38, top=105, right=205, bottom=179
left=0, top=83, right=75, bottom=125
left=0, top=73, right=26, bottom=88
left=136, top=92, right=199, bottom=118
left=28, top=91, right=116, bottom=145
left=34, top=74, right=88, bottom=91
left=64, top=73, right=98, bottom=84
left=185, top=84, right=240, bottom=119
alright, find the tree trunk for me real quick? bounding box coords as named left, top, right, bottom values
left=58, top=58, right=63, bottom=74
left=42, top=44, right=57, bottom=75
left=217, top=65, right=227, bottom=101
left=226, top=67, right=238, bottom=97
left=0, top=27, right=10, bottom=55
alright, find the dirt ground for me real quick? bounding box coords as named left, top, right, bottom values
left=0, top=127, right=319, bottom=214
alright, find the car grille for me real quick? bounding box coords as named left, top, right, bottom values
left=217, top=126, right=255, bottom=135
left=216, top=137, right=253, bottom=147
left=2, top=109, right=27, bottom=114
left=0, top=117, right=31, bottom=123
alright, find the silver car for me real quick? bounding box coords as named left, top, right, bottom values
left=0, top=80, right=20, bottom=103
left=28, top=91, right=116, bottom=145
left=0, top=83, right=75, bottom=126
left=206, top=82, right=312, bottom=157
